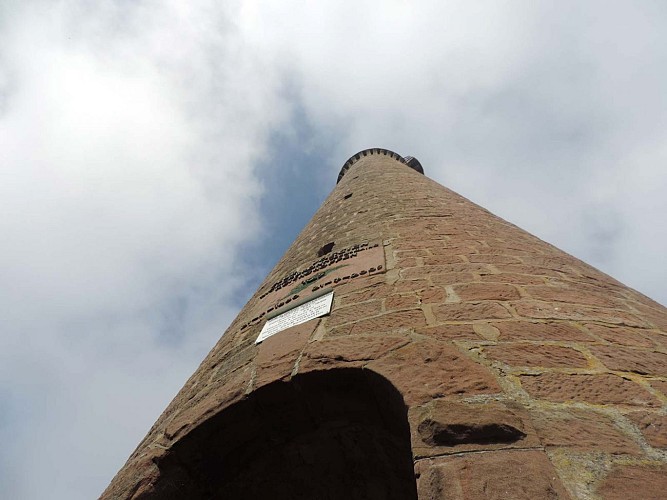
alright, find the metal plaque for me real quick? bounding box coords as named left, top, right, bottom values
left=240, top=242, right=385, bottom=333
left=255, top=291, right=334, bottom=344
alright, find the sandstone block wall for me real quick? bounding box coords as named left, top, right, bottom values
left=103, top=150, right=667, bottom=499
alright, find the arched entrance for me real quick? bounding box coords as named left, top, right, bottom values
left=148, top=368, right=417, bottom=499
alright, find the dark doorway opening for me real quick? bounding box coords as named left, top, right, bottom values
left=148, top=369, right=417, bottom=499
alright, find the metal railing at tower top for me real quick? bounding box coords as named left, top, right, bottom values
left=336, top=148, right=424, bottom=183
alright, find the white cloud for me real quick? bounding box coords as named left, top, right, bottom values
left=0, top=1, right=289, bottom=498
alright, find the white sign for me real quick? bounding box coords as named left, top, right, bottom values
left=256, top=291, right=334, bottom=344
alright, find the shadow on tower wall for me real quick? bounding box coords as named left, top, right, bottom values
left=146, top=368, right=418, bottom=499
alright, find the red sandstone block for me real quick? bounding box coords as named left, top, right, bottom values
left=417, top=286, right=447, bottom=303
left=393, top=278, right=430, bottom=292
left=486, top=240, right=548, bottom=253
left=422, top=255, right=465, bottom=266
left=395, top=249, right=429, bottom=258
left=299, top=335, right=409, bottom=372
left=529, top=408, right=641, bottom=455
left=328, top=309, right=427, bottom=336
left=519, top=372, right=661, bottom=407
left=589, top=345, right=667, bottom=377
left=512, top=299, right=647, bottom=327
left=433, top=302, right=512, bottom=322
left=411, top=400, right=539, bottom=457
left=479, top=272, right=546, bottom=285
left=338, top=282, right=394, bottom=305
left=496, top=263, right=565, bottom=278
left=632, top=301, right=667, bottom=330
left=396, top=256, right=419, bottom=267
left=584, top=323, right=656, bottom=348
left=395, top=238, right=449, bottom=250
left=401, top=263, right=487, bottom=279
left=327, top=300, right=383, bottom=327
left=643, top=330, right=667, bottom=349
left=474, top=247, right=537, bottom=257
left=453, top=283, right=520, bottom=301
left=483, top=343, right=589, bottom=368
left=595, top=464, right=667, bottom=500
left=429, top=272, right=477, bottom=286
left=414, top=324, right=481, bottom=341
left=649, top=379, right=667, bottom=396
left=525, top=285, right=624, bottom=308
left=491, top=321, right=594, bottom=342
left=627, top=411, right=667, bottom=448
left=385, top=294, right=420, bottom=310
left=164, top=366, right=251, bottom=441
left=519, top=255, right=577, bottom=271
left=428, top=245, right=478, bottom=256
left=467, top=254, right=522, bottom=264
left=367, top=340, right=501, bottom=405
left=415, top=450, right=571, bottom=499
left=329, top=274, right=386, bottom=298
left=254, top=320, right=318, bottom=387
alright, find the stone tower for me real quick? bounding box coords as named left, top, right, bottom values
left=103, top=149, right=667, bottom=499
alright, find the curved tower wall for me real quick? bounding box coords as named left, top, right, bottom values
left=104, top=150, right=667, bottom=499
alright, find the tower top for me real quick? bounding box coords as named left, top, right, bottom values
left=336, top=148, right=424, bottom=183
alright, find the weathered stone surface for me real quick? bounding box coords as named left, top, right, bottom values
left=327, top=300, right=383, bottom=327
left=495, top=263, right=564, bottom=278
left=254, top=319, right=317, bottom=387
left=430, top=272, right=477, bottom=286
left=479, top=272, right=546, bottom=285
left=627, top=411, right=667, bottom=448
left=467, top=254, right=521, bottom=264
left=385, top=293, right=420, bottom=310
left=208, top=341, right=256, bottom=383
left=649, top=378, right=667, bottom=395
left=367, top=341, right=501, bottom=405
left=519, top=255, right=577, bottom=270
left=595, top=464, right=667, bottom=500
left=330, top=273, right=387, bottom=298
left=584, top=323, right=656, bottom=348
left=631, top=302, right=667, bottom=330
left=452, top=283, right=521, bottom=301
left=417, top=286, right=447, bottom=303
left=164, top=365, right=251, bottom=441
left=105, top=454, right=162, bottom=500
left=411, top=400, right=538, bottom=457
left=433, top=302, right=512, bottom=322
left=483, top=343, right=589, bottom=368
left=512, top=299, right=647, bottom=327
left=590, top=345, right=667, bottom=377
left=299, top=335, right=409, bottom=371
left=492, top=320, right=593, bottom=342
left=415, top=450, right=571, bottom=499
left=393, top=278, right=430, bottom=292
left=644, top=330, right=667, bottom=349
left=519, top=373, right=661, bottom=407
left=328, top=308, right=427, bottom=336
left=525, top=285, right=624, bottom=308
left=423, top=254, right=465, bottom=266
left=530, top=408, right=641, bottom=454
left=414, top=324, right=482, bottom=341
left=473, top=322, right=500, bottom=340
left=338, top=282, right=394, bottom=305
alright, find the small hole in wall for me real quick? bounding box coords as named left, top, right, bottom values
left=344, top=193, right=353, bottom=200
left=317, top=242, right=335, bottom=257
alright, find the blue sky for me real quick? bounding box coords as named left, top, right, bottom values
left=1, top=1, right=666, bottom=498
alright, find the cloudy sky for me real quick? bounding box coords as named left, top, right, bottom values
left=1, top=1, right=666, bottom=498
